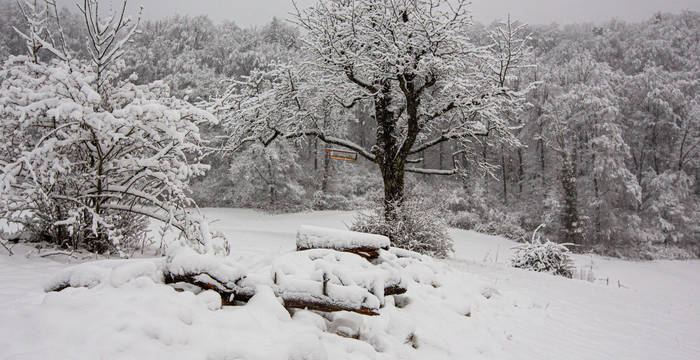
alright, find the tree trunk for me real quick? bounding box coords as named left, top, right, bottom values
left=517, top=148, right=524, bottom=198
left=321, top=150, right=331, bottom=192
left=268, top=160, right=275, bottom=206
left=373, top=78, right=421, bottom=228
left=482, top=142, right=489, bottom=190
left=374, top=82, right=408, bottom=223
left=314, top=137, right=319, bottom=171
left=439, top=141, right=445, bottom=170
left=381, top=162, right=405, bottom=223
left=651, top=122, right=660, bottom=174
left=560, top=151, right=583, bottom=246
left=538, top=121, right=546, bottom=190
left=592, top=152, right=602, bottom=245
left=501, top=145, right=508, bottom=206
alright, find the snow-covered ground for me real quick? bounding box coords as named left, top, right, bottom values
left=1, top=208, right=698, bottom=359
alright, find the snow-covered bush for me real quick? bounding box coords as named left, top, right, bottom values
left=0, top=1, right=217, bottom=254
left=0, top=58, right=213, bottom=251
left=311, top=191, right=351, bottom=211
left=511, top=226, right=573, bottom=278
left=446, top=197, right=470, bottom=213
left=310, top=165, right=381, bottom=211
left=444, top=187, right=527, bottom=241
left=474, top=210, right=528, bottom=242
left=351, top=196, right=453, bottom=258
left=447, top=211, right=481, bottom=231
left=338, top=166, right=383, bottom=199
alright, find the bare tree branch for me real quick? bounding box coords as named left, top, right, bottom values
left=405, top=167, right=458, bottom=176
left=409, top=127, right=490, bottom=155
left=283, top=130, right=377, bottom=162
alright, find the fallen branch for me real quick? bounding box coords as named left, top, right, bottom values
left=282, top=298, right=378, bottom=316
left=163, top=272, right=249, bottom=305
left=39, top=250, right=76, bottom=258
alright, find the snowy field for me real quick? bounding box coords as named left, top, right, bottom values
left=1, top=208, right=698, bottom=360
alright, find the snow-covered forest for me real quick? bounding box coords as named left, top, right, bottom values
left=1, top=0, right=698, bottom=258
left=4, top=0, right=695, bottom=259
left=0, top=0, right=698, bottom=359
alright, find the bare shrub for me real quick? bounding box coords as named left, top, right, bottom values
left=351, top=196, right=453, bottom=258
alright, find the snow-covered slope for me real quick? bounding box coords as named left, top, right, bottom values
left=1, top=208, right=698, bottom=359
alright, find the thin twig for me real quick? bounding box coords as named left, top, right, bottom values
left=0, top=238, right=14, bottom=256
left=39, top=250, right=76, bottom=258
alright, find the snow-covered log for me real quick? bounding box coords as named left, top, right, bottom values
left=162, top=272, right=404, bottom=316
left=296, top=225, right=390, bottom=259
left=163, top=248, right=406, bottom=315
left=44, top=260, right=164, bottom=292
left=44, top=248, right=408, bottom=316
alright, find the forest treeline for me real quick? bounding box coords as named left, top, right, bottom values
left=1, top=1, right=697, bottom=258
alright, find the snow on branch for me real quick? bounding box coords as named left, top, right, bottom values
left=215, top=0, right=533, bottom=180
left=408, top=126, right=491, bottom=155
left=77, top=0, right=142, bottom=92
left=405, top=167, right=459, bottom=176
left=282, top=130, right=377, bottom=162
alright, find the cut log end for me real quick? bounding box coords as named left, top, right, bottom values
left=384, top=284, right=408, bottom=296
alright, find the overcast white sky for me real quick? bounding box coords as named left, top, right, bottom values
left=55, top=0, right=700, bottom=27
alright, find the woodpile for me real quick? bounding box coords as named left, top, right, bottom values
left=47, top=226, right=408, bottom=317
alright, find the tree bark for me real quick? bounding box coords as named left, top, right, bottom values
left=373, top=82, right=410, bottom=223
left=381, top=160, right=406, bottom=223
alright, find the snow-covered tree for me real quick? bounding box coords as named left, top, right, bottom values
left=215, top=0, right=533, bottom=223
left=0, top=0, right=219, bottom=254
left=228, top=140, right=309, bottom=211
left=542, top=52, right=617, bottom=246
left=13, top=0, right=50, bottom=63
left=640, top=170, right=698, bottom=246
